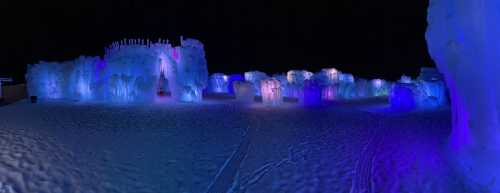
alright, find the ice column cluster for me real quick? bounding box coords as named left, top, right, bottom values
left=260, top=78, right=282, bottom=106
left=426, top=0, right=500, bottom=190
left=389, top=68, right=447, bottom=110
left=26, top=37, right=209, bottom=103
left=26, top=56, right=101, bottom=101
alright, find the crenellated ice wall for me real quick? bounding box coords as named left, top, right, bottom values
left=26, top=37, right=209, bottom=103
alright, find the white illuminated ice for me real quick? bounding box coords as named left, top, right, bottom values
left=260, top=78, right=282, bottom=106
left=244, top=71, right=268, bottom=96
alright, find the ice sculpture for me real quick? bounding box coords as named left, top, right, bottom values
left=426, top=1, right=500, bottom=189
left=208, top=73, right=229, bottom=93
left=227, top=74, right=244, bottom=95
left=303, top=80, right=322, bottom=106
left=233, top=81, right=255, bottom=103
left=415, top=68, right=447, bottom=108
left=399, top=75, right=413, bottom=83
left=370, top=79, right=390, bottom=97
left=390, top=82, right=417, bottom=111
left=338, top=73, right=355, bottom=83
left=168, top=38, right=209, bottom=102
left=103, top=40, right=164, bottom=102
left=287, top=70, right=313, bottom=85
left=321, top=68, right=340, bottom=84
left=321, top=85, right=337, bottom=101
left=337, top=81, right=356, bottom=100
left=244, top=71, right=268, bottom=96
left=354, top=78, right=371, bottom=98
left=69, top=56, right=101, bottom=100
left=26, top=56, right=101, bottom=100
left=284, top=83, right=304, bottom=101
left=260, top=78, right=282, bottom=106
left=272, top=73, right=289, bottom=97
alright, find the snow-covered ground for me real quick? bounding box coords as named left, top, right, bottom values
left=0, top=98, right=468, bottom=193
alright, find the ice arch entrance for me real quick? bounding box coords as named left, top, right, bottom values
left=426, top=0, right=500, bottom=191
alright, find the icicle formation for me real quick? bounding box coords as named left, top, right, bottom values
left=260, top=78, right=282, bottom=106
left=26, top=37, right=209, bottom=103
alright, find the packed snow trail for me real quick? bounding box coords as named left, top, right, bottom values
left=0, top=99, right=469, bottom=192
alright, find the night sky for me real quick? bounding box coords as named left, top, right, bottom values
left=1, top=0, right=433, bottom=84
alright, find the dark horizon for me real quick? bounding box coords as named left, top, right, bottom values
left=1, top=0, right=434, bottom=84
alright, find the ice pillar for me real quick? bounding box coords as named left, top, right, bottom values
left=426, top=0, right=500, bottom=191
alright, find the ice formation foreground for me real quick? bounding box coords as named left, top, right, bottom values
left=426, top=0, right=500, bottom=191
left=0, top=100, right=468, bottom=193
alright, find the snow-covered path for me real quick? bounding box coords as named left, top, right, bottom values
left=0, top=100, right=467, bottom=193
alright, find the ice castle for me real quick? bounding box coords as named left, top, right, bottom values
left=26, top=37, right=448, bottom=108
left=26, top=37, right=208, bottom=103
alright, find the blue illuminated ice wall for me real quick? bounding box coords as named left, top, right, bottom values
left=26, top=37, right=209, bottom=103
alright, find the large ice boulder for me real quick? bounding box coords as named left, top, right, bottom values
left=208, top=73, right=229, bottom=93
left=426, top=0, right=500, bottom=190
left=233, top=81, right=255, bottom=103
left=260, top=78, right=282, bottom=106
left=244, top=71, right=268, bottom=96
